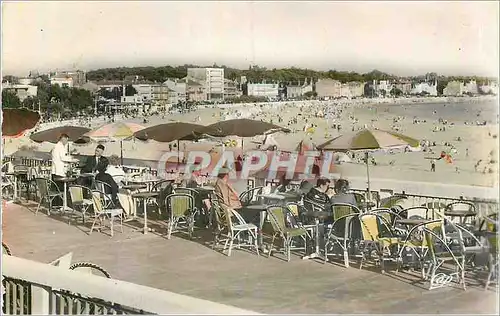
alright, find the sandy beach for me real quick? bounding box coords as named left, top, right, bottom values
left=4, top=96, right=499, bottom=188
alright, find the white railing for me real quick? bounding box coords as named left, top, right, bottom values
left=2, top=255, right=260, bottom=315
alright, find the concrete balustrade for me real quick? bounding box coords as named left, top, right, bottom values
left=2, top=255, right=260, bottom=315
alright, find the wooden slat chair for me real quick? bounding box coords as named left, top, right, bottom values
left=221, top=208, right=260, bottom=257
left=35, top=177, right=63, bottom=216
left=266, top=205, right=308, bottom=261
left=324, top=212, right=361, bottom=268
left=358, top=213, right=403, bottom=273
left=90, top=191, right=123, bottom=237
left=68, top=185, right=93, bottom=224
left=165, top=193, right=196, bottom=239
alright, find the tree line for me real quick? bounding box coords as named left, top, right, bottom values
left=1, top=77, right=93, bottom=116
left=86, top=64, right=495, bottom=86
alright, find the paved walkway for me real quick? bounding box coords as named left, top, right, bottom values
left=2, top=202, right=498, bottom=314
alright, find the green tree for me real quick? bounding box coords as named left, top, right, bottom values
left=390, top=87, right=403, bottom=97
left=1, top=89, right=21, bottom=108
left=125, top=84, right=137, bottom=96
left=304, top=91, right=318, bottom=98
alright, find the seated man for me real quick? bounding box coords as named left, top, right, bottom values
left=78, top=144, right=109, bottom=188
left=214, top=167, right=242, bottom=210
left=330, top=178, right=357, bottom=207
left=81, top=144, right=108, bottom=174
left=305, top=178, right=332, bottom=210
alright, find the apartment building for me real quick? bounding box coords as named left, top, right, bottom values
left=164, top=78, right=187, bottom=105
left=247, top=83, right=279, bottom=99
left=315, top=79, right=342, bottom=98
left=224, top=79, right=241, bottom=100
left=187, top=67, right=224, bottom=101
left=411, top=81, right=438, bottom=96
left=443, top=81, right=466, bottom=96
left=50, top=70, right=86, bottom=87
left=50, top=77, right=73, bottom=88
left=151, top=84, right=170, bottom=105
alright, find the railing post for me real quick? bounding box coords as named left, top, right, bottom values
left=30, top=284, right=51, bottom=314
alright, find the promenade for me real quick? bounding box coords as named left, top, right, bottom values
left=3, top=202, right=497, bottom=314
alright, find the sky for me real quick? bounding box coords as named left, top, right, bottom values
left=1, top=1, right=499, bottom=77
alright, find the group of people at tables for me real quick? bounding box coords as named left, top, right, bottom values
left=49, top=133, right=360, bottom=230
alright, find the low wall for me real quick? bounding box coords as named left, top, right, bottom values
left=2, top=255, right=260, bottom=315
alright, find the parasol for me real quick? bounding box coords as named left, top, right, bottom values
left=317, top=129, right=420, bottom=197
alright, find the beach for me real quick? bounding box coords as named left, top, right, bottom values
left=4, top=96, right=499, bottom=188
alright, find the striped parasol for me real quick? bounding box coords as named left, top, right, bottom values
left=79, top=122, right=144, bottom=142
left=77, top=122, right=145, bottom=164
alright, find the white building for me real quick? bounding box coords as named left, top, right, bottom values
left=479, top=82, right=498, bottom=95
left=411, top=81, right=438, bottom=96
left=18, top=78, right=34, bottom=85
left=2, top=84, right=38, bottom=101
left=50, top=77, right=73, bottom=88
left=187, top=67, right=225, bottom=101
left=377, top=80, right=393, bottom=96
left=131, top=84, right=152, bottom=101
left=247, top=83, right=279, bottom=99
left=164, top=79, right=187, bottom=104
left=464, top=80, right=478, bottom=94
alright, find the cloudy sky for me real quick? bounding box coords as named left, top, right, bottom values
left=2, top=1, right=498, bottom=76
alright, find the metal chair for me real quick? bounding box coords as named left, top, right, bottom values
left=266, top=205, right=308, bottom=261
left=90, top=190, right=123, bottom=237
left=222, top=208, right=260, bottom=257
left=68, top=185, right=94, bottom=224
left=35, top=177, right=63, bottom=216
left=324, top=213, right=361, bottom=268
left=358, top=213, right=401, bottom=273
left=165, top=193, right=197, bottom=239
left=239, top=186, right=264, bottom=207
left=94, top=180, right=115, bottom=208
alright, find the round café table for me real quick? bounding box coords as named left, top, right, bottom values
left=302, top=211, right=330, bottom=260
left=132, top=191, right=159, bottom=234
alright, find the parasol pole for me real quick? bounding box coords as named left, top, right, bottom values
left=177, top=140, right=180, bottom=168
left=365, top=151, right=371, bottom=201
left=120, top=140, right=124, bottom=165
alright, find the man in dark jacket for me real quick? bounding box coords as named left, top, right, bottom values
left=81, top=144, right=109, bottom=174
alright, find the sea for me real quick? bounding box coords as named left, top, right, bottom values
left=376, top=98, right=499, bottom=123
